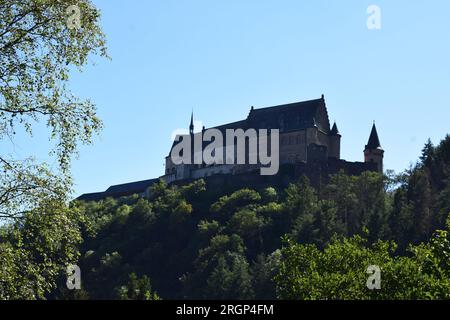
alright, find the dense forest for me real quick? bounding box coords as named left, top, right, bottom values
left=1, top=134, right=449, bottom=300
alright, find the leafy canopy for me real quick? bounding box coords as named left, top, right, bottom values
left=0, top=0, right=107, bottom=220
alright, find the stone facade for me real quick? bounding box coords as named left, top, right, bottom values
left=162, top=95, right=370, bottom=184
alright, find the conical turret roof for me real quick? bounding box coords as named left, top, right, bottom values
left=365, top=123, right=382, bottom=150
left=330, top=122, right=340, bottom=135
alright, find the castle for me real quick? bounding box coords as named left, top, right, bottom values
left=78, top=96, right=384, bottom=201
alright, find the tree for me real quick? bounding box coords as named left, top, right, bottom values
left=408, top=169, right=433, bottom=243
left=0, top=199, right=83, bottom=299
left=275, top=217, right=450, bottom=300
left=284, top=176, right=319, bottom=243
left=116, top=273, right=160, bottom=300
left=323, top=172, right=357, bottom=236
left=0, top=0, right=107, bottom=220
left=181, top=234, right=254, bottom=299
left=50, top=134, right=450, bottom=300
left=210, top=189, right=261, bottom=219
left=250, top=252, right=280, bottom=299
left=261, top=187, right=278, bottom=203
left=354, top=172, right=389, bottom=241
left=228, top=209, right=265, bottom=242
left=0, top=0, right=107, bottom=300
left=390, top=186, right=414, bottom=250
left=420, top=139, right=435, bottom=170
left=205, top=254, right=254, bottom=300
left=314, top=200, right=346, bottom=246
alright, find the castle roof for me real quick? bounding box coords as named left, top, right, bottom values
left=169, top=96, right=332, bottom=155
left=105, top=179, right=158, bottom=195
left=211, top=120, right=248, bottom=134
left=365, top=123, right=382, bottom=150
left=77, top=178, right=158, bottom=202
left=76, top=192, right=108, bottom=202
left=247, top=97, right=330, bottom=133
left=330, top=122, right=340, bottom=135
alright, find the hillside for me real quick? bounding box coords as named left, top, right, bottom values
left=2, top=135, right=449, bottom=300
left=54, top=135, right=450, bottom=300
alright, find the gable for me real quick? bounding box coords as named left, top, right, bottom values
left=247, top=98, right=331, bottom=133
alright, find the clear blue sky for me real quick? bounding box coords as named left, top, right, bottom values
left=16, top=1, right=450, bottom=197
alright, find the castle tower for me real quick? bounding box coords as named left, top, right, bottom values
left=364, top=122, right=384, bottom=173
left=329, top=122, right=341, bottom=159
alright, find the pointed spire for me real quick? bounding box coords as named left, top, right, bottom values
left=189, top=111, right=194, bottom=134
left=330, top=122, right=340, bottom=135
left=365, top=122, right=382, bottom=149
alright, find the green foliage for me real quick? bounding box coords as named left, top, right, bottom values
left=0, top=0, right=107, bottom=293
left=184, top=234, right=254, bottom=299
left=0, top=0, right=108, bottom=221
left=323, top=171, right=388, bottom=239
left=116, top=273, right=160, bottom=300
left=198, top=219, right=220, bottom=234
left=390, top=134, right=450, bottom=249
left=0, top=200, right=83, bottom=299
left=211, top=189, right=261, bottom=216
left=284, top=176, right=318, bottom=243
left=228, top=209, right=265, bottom=240
left=251, top=252, right=281, bottom=299
left=261, top=187, right=278, bottom=203
left=275, top=223, right=450, bottom=300
left=3, top=133, right=450, bottom=300
left=66, top=173, right=402, bottom=300
left=67, top=134, right=450, bottom=300
left=0, top=1, right=106, bottom=298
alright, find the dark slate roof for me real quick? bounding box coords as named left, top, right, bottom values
left=366, top=123, right=382, bottom=149
left=212, top=120, right=248, bottom=134
left=247, top=98, right=330, bottom=133
left=76, top=178, right=158, bottom=202
left=330, top=122, right=340, bottom=135
left=169, top=96, right=331, bottom=155
left=76, top=192, right=108, bottom=202
left=105, top=178, right=158, bottom=195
